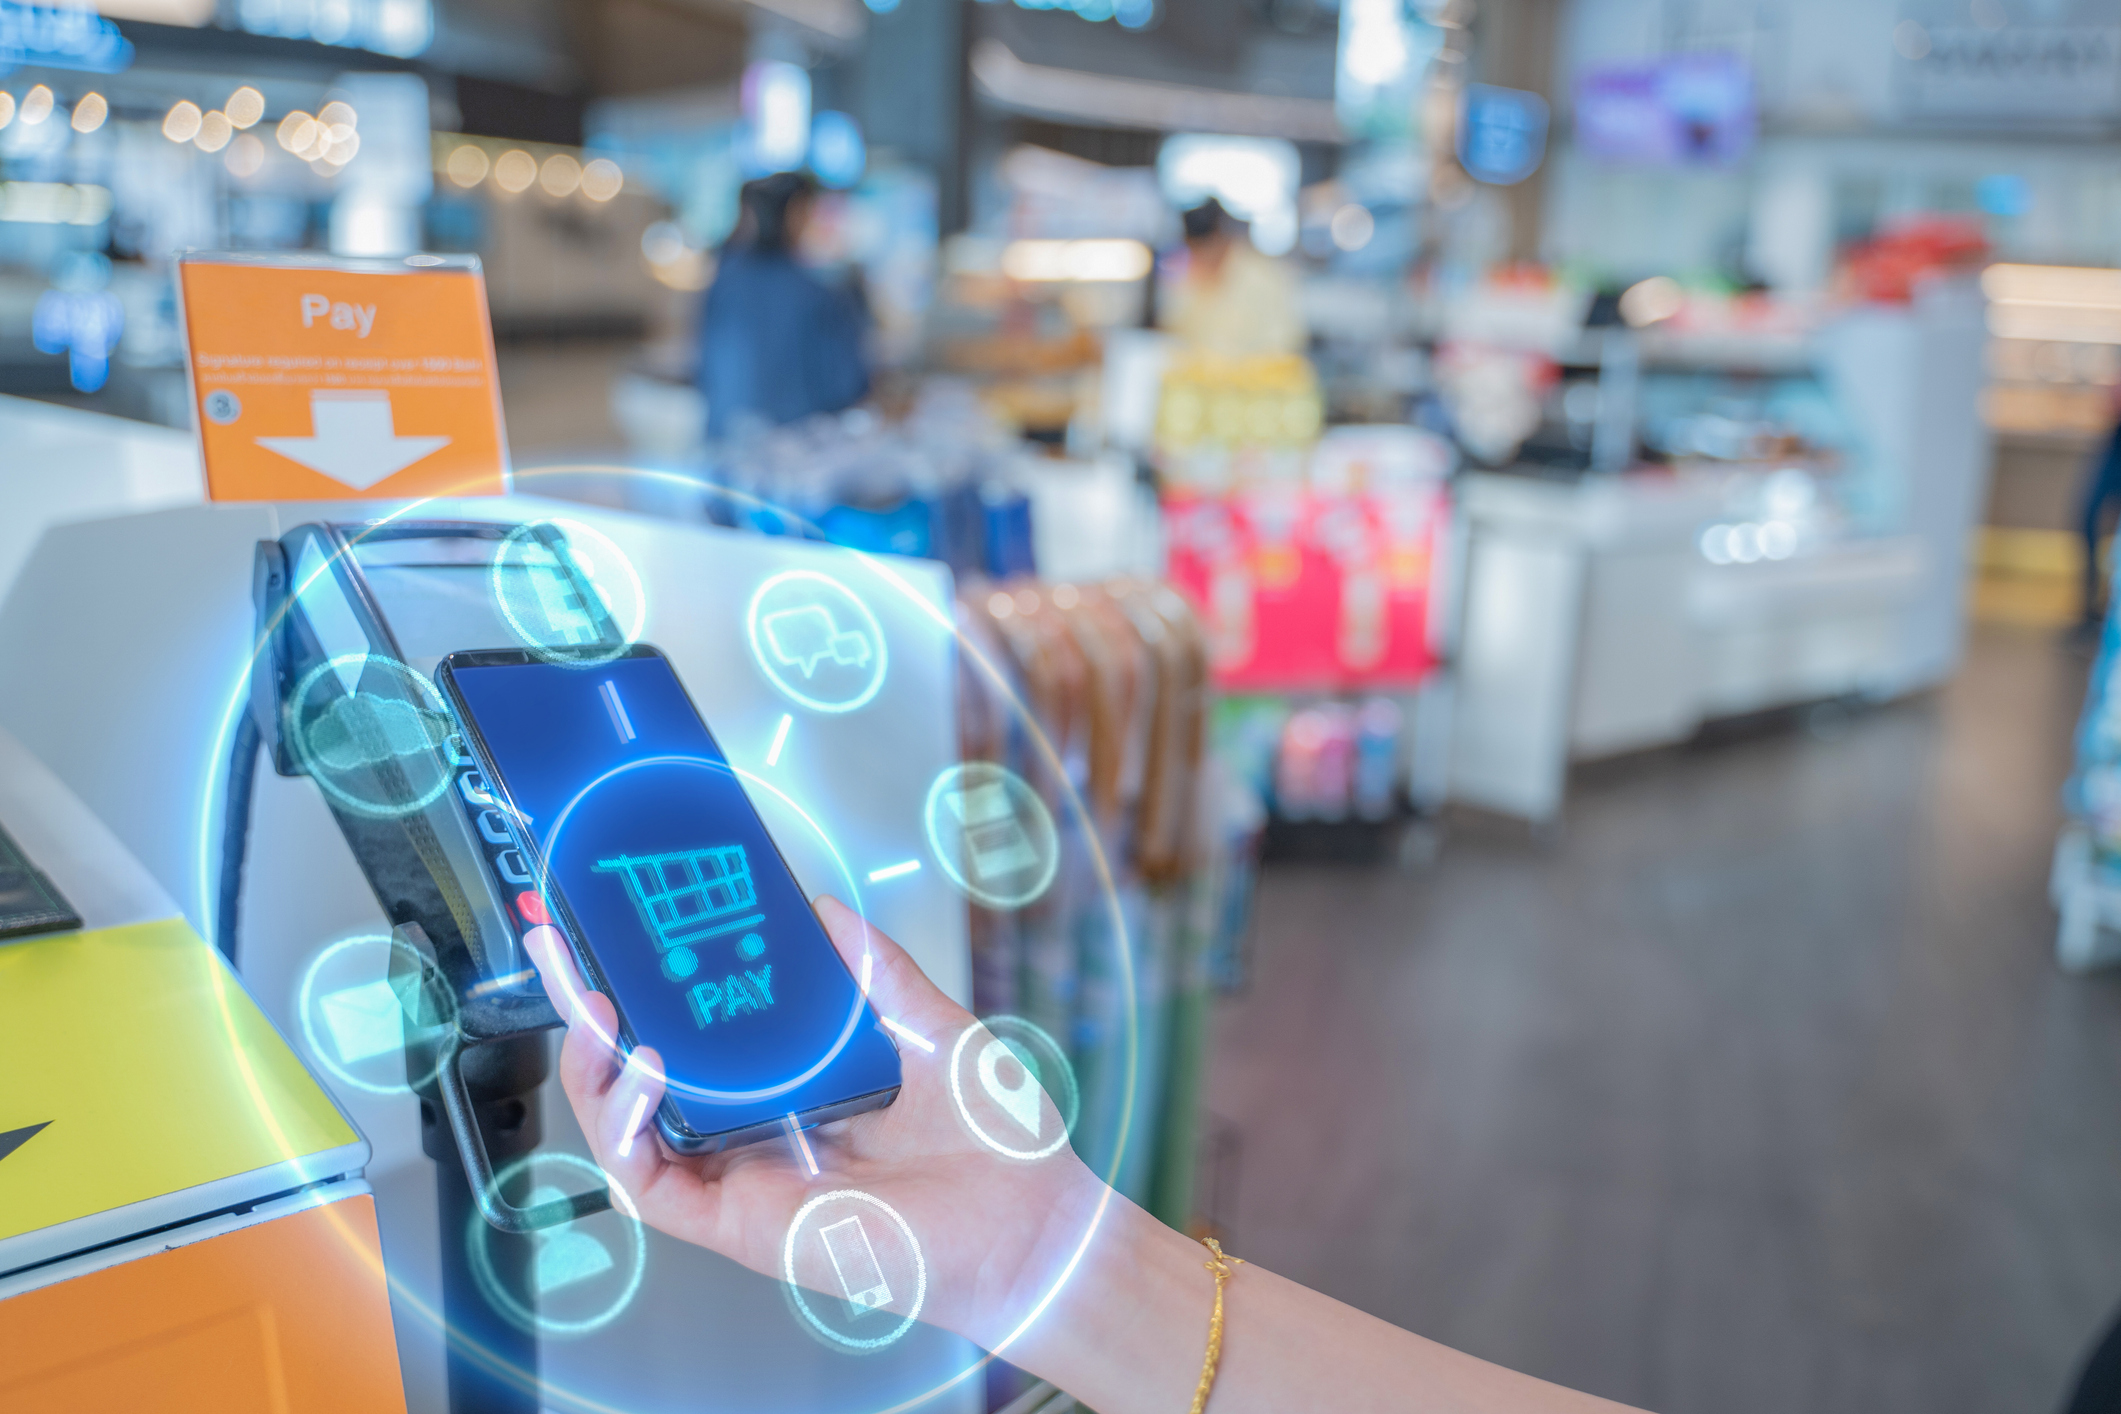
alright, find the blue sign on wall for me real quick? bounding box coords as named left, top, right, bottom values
left=1458, top=83, right=1549, bottom=186
left=0, top=2, right=134, bottom=74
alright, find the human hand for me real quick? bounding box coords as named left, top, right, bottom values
left=525, top=896, right=1105, bottom=1349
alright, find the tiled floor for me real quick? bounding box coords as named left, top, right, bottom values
left=1208, top=625, right=2121, bottom=1413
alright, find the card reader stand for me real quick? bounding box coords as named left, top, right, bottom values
left=239, top=519, right=617, bottom=1414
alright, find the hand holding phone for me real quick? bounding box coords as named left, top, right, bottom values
left=529, top=897, right=1104, bottom=1356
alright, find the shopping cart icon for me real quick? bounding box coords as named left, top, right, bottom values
left=594, top=844, right=766, bottom=982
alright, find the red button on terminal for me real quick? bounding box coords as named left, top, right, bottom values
left=515, top=890, right=551, bottom=926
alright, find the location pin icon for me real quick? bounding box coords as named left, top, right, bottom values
left=977, top=1038, right=1043, bottom=1138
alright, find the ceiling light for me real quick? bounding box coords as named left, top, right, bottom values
left=196, top=110, right=232, bottom=152
left=276, top=110, right=316, bottom=152
left=493, top=149, right=537, bottom=194
left=539, top=152, right=581, bottom=197
left=70, top=93, right=108, bottom=133
left=580, top=157, right=623, bottom=201
left=446, top=144, right=489, bottom=187
left=163, top=100, right=203, bottom=143
left=1002, top=238, right=1153, bottom=282
left=226, top=86, right=265, bottom=129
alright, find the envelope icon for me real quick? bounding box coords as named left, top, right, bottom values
left=319, top=978, right=406, bottom=1064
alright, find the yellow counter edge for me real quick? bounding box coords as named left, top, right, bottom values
left=0, top=916, right=364, bottom=1244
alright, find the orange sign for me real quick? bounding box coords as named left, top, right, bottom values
left=179, top=256, right=510, bottom=501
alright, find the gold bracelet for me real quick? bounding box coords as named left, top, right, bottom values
left=1188, top=1237, right=1244, bottom=1414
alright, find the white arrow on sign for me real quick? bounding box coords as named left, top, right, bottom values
left=255, top=389, right=452, bottom=490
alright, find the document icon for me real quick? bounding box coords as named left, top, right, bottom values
left=318, top=978, right=405, bottom=1064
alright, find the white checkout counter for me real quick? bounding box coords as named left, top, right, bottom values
left=1449, top=287, right=1990, bottom=823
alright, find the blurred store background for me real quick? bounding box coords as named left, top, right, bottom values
left=16, top=0, right=2121, bottom=1410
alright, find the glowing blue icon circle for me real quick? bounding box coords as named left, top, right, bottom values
left=781, top=1189, right=926, bottom=1352
left=538, top=756, right=873, bottom=1104
left=467, top=1153, right=648, bottom=1339
left=923, top=763, right=1059, bottom=910
left=294, top=933, right=459, bottom=1096
left=948, top=1015, right=1078, bottom=1161
left=491, top=518, right=648, bottom=666
left=287, top=653, right=458, bottom=820
left=746, top=569, right=889, bottom=713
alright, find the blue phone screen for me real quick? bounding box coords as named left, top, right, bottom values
left=444, top=650, right=901, bottom=1140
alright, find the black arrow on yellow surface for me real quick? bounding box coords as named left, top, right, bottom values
left=0, top=1122, right=50, bottom=1164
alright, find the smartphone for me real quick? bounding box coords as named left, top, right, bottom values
left=435, top=644, right=901, bottom=1153
left=820, top=1214, right=892, bottom=1317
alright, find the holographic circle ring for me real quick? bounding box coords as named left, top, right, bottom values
left=948, top=1015, right=1078, bottom=1162
left=467, top=1153, right=648, bottom=1339
left=781, top=1189, right=926, bottom=1352
left=191, top=471, right=1139, bottom=1414
left=746, top=569, right=889, bottom=713
left=923, top=763, right=1060, bottom=910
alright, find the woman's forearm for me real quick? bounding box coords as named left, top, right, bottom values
left=984, top=1174, right=1646, bottom=1414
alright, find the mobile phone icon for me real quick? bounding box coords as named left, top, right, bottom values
left=819, top=1215, right=892, bottom=1318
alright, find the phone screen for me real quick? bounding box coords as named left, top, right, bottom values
left=441, top=648, right=901, bottom=1144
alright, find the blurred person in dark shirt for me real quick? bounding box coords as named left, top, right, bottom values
left=699, top=172, right=869, bottom=439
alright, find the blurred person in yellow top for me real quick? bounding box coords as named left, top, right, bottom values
left=1164, top=199, right=1305, bottom=360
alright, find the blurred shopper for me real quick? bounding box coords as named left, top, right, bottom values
left=699, top=172, right=869, bottom=439
left=2079, top=393, right=2121, bottom=629
left=1164, top=198, right=1305, bottom=359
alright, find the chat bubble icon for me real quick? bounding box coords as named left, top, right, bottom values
left=763, top=605, right=871, bottom=678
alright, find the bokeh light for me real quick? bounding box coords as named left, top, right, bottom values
left=493, top=149, right=537, bottom=194
left=196, top=111, right=233, bottom=153
left=163, top=100, right=203, bottom=143
left=69, top=93, right=107, bottom=134
left=225, top=85, right=265, bottom=129
left=580, top=156, right=623, bottom=201
left=446, top=143, right=489, bottom=187
left=539, top=152, right=582, bottom=197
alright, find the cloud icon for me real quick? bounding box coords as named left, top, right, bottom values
left=305, top=691, right=453, bottom=773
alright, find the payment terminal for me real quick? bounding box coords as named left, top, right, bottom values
left=230, top=518, right=622, bottom=1414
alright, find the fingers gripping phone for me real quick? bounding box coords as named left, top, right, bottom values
left=436, top=644, right=901, bottom=1154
